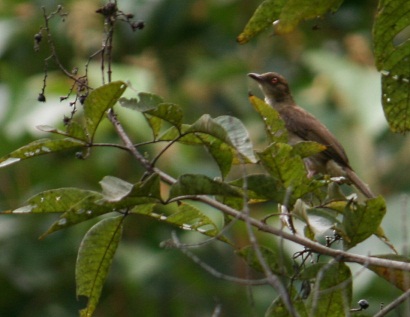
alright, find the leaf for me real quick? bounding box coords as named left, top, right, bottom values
left=292, top=141, right=326, bottom=159
left=120, top=93, right=183, bottom=138
left=84, top=81, right=127, bottom=142
left=368, top=254, right=410, bottom=291
left=76, top=216, right=124, bottom=317
left=237, top=0, right=286, bottom=44
left=146, top=103, right=183, bottom=129
left=265, top=287, right=308, bottom=317
left=188, top=114, right=257, bottom=163
left=158, top=125, right=199, bottom=143
left=291, top=200, right=320, bottom=240
left=0, top=138, right=86, bottom=168
left=66, top=121, right=89, bottom=141
left=274, top=0, right=344, bottom=35
left=22, top=189, right=115, bottom=239
left=200, top=136, right=234, bottom=178
left=304, top=262, right=352, bottom=317
left=340, top=196, right=386, bottom=250
left=160, top=125, right=235, bottom=178
left=131, top=202, right=229, bottom=242
left=128, top=203, right=157, bottom=216
left=144, top=114, right=163, bottom=139
left=214, top=115, right=256, bottom=163
left=8, top=186, right=151, bottom=239
left=119, top=92, right=164, bottom=111
left=237, top=0, right=343, bottom=43
left=99, top=174, right=162, bottom=202
left=302, top=207, right=340, bottom=236
left=229, top=174, right=285, bottom=202
left=143, top=103, right=184, bottom=139
left=100, top=176, right=134, bottom=202
left=160, top=115, right=255, bottom=176
left=257, top=143, right=324, bottom=202
left=10, top=188, right=102, bottom=214
left=248, top=95, right=287, bottom=143
left=169, top=174, right=242, bottom=200
left=373, top=0, right=410, bottom=132
left=167, top=203, right=221, bottom=238
left=37, top=122, right=88, bottom=141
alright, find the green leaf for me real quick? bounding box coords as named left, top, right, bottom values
left=229, top=174, right=285, bottom=202
left=76, top=216, right=124, bottom=317
left=131, top=202, right=228, bottom=242
left=275, top=0, right=343, bottom=34
left=8, top=186, right=150, bottom=239
left=84, top=81, right=127, bottom=142
left=128, top=203, right=157, bottom=216
left=368, top=254, right=410, bottom=291
left=188, top=114, right=231, bottom=141
left=11, top=188, right=102, bottom=214
left=100, top=176, right=134, bottom=202
left=169, top=174, right=243, bottom=200
left=248, top=95, right=287, bottom=143
left=146, top=103, right=183, bottom=128
left=257, top=143, right=324, bottom=201
left=0, top=138, right=86, bottom=168
left=188, top=114, right=257, bottom=163
left=237, top=0, right=286, bottom=44
left=19, top=189, right=114, bottom=239
left=119, top=92, right=163, bottom=111
left=66, top=121, right=89, bottom=141
left=340, top=196, right=386, bottom=250
left=142, top=103, right=184, bottom=139
left=119, top=93, right=163, bottom=138
left=302, top=207, right=340, bottom=237
left=145, top=114, right=163, bottom=139
left=373, top=0, right=410, bottom=132
left=159, top=125, right=234, bottom=178
left=237, top=0, right=343, bottom=43
left=167, top=203, right=220, bottom=238
left=303, top=262, right=352, bottom=317
left=158, top=125, right=203, bottom=144
left=200, top=136, right=233, bottom=178
left=265, top=287, right=308, bottom=317
left=120, top=93, right=183, bottom=138
left=37, top=122, right=88, bottom=141
left=214, top=115, right=256, bottom=163
left=160, top=115, right=255, bottom=176
left=292, top=141, right=326, bottom=159
left=100, top=173, right=162, bottom=202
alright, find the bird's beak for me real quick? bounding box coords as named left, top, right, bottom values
left=248, top=73, right=262, bottom=82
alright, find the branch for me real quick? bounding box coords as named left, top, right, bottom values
left=107, top=107, right=410, bottom=273
left=373, top=288, right=410, bottom=317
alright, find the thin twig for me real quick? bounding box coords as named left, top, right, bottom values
left=373, top=288, right=410, bottom=317
left=169, top=231, right=269, bottom=286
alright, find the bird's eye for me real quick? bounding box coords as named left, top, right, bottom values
left=271, top=77, right=279, bottom=84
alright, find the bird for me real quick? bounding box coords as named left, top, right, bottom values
left=248, top=71, right=375, bottom=199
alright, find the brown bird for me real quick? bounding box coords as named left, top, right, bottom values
left=248, top=72, right=375, bottom=198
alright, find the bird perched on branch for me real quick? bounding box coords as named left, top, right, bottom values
left=248, top=71, right=375, bottom=199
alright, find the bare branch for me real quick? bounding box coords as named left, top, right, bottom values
left=374, top=288, right=410, bottom=317
left=167, top=231, right=269, bottom=286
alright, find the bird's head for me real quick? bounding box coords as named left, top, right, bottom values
left=248, top=72, right=292, bottom=104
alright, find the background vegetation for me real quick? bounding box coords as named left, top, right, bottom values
left=0, top=0, right=410, bottom=316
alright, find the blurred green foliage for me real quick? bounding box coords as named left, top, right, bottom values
left=0, top=0, right=409, bottom=316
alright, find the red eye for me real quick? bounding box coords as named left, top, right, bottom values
left=271, top=77, right=279, bottom=84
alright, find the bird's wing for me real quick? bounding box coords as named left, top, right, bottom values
left=279, top=106, right=351, bottom=168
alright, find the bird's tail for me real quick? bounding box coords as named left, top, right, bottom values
left=345, top=168, right=375, bottom=199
